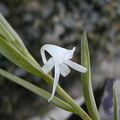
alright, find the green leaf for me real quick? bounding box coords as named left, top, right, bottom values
left=0, top=13, right=45, bottom=78
left=0, top=13, right=55, bottom=87
left=0, top=35, right=54, bottom=90
left=0, top=68, right=74, bottom=112
left=81, top=31, right=100, bottom=120
left=0, top=13, right=36, bottom=61
left=0, top=13, right=27, bottom=51
left=113, top=85, right=119, bottom=120
left=0, top=36, right=44, bottom=77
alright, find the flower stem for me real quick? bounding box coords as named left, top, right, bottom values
left=42, top=74, right=91, bottom=120
left=57, top=85, right=92, bottom=120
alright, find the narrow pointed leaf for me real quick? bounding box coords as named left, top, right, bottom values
left=0, top=13, right=46, bottom=78
left=81, top=31, right=100, bottom=120
left=0, top=13, right=25, bottom=48
left=0, top=36, right=45, bottom=78
left=0, top=13, right=40, bottom=67
left=113, top=85, right=119, bottom=120
left=0, top=68, right=75, bottom=112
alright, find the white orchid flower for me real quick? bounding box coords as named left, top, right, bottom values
left=40, top=44, right=87, bottom=102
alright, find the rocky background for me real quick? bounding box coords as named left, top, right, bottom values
left=0, top=0, right=120, bottom=120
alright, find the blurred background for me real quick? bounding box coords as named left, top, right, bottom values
left=0, top=0, right=120, bottom=120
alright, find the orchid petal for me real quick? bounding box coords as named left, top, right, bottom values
left=42, top=57, right=54, bottom=74
left=59, top=63, right=70, bottom=77
left=64, top=60, right=87, bottom=73
left=41, top=44, right=68, bottom=57
left=48, top=65, right=60, bottom=102
left=40, top=45, right=48, bottom=64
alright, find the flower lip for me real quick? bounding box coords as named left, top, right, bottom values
left=40, top=44, right=87, bottom=101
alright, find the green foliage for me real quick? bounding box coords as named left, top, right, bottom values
left=81, top=32, right=100, bottom=120
left=0, top=13, right=46, bottom=78
left=0, top=68, right=74, bottom=112
left=0, top=0, right=120, bottom=119
left=0, top=13, right=91, bottom=120
left=113, top=85, right=119, bottom=120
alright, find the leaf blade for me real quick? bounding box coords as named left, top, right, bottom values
left=113, top=85, right=119, bottom=120
left=0, top=68, right=74, bottom=112
left=0, top=36, right=44, bottom=77
left=81, top=31, right=100, bottom=120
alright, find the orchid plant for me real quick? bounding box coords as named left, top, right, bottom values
left=40, top=44, right=87, bottom=101
left=0, top=13, right=119, bottom=120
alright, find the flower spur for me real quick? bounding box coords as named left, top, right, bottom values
left=40, top=44, right=87, bottom=102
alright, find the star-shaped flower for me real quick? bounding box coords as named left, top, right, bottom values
left=40, top=44, right=87, bottom=101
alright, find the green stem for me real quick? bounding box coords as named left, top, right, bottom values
left=41, top=73, right=91, bottom=120
left=57, top=85, right=92, bottom=120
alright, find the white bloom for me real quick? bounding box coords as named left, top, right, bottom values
left=40, top=44, right=87, bottom=102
